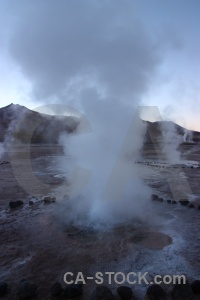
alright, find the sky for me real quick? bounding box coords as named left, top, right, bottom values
left=0, top=0, right=199, bottom=130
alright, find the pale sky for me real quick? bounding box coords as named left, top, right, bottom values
left=0, top=0, right=199, bottom=130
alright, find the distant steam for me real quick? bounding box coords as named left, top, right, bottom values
left=183, top=129, right=193, bottom=143
left=160, top=122, right=182, bottom=163
left=0, top=143, right=4, bottom=159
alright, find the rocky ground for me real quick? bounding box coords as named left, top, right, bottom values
left=0, top=143, right=200, bottom=299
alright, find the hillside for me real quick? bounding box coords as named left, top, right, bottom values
left=0, top=103, right=200, bottom=145
left=0, top=103, right=79, bottom=144
left=144, top=120, right=200, bottom=144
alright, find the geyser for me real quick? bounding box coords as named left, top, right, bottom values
left=59, top=100, right=153, bottom=229
left=7, top=0, right=166, bottom=228
left=161, top=121, right=182, bottom=164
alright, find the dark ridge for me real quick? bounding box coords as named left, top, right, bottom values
left=0, top=103, right=200, bottom=144
left=0, top=103, right=79, bottom=144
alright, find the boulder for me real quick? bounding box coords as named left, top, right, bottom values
left=17, top=280, right=37, bottom=300
left=0, top=282, right=8, bottom=297
left=151, top=195, right=159, bottom=201
left=51, top=282, right=63, bottom=297
left=157, top=198, right=163, bottom=202
left=145, top=284, right=167, bottom=300
left=91, top=286, right=114, bottom=300
left=179, top=200, right=189, bottom=206
left=117, top=286, right=135, bottom=300
left=191, top=280, right=200, bottom=294
left=188, top=203, right=194, bottom=208
left=43, top=196, right=56, bottom=204
left=9, top=200, right=24, bottom=209
left=167, top=200, right=171, bottom=204
left=171, top=283, right=194, bottom=300
left=0, top=161, right=9, bottom=165
left=64, top=284, right=82, bottom=298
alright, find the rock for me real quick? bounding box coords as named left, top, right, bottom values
left=117, top=286, right=134, bottom=300
left=0, top=161, right=9, bottom=165
left=179, top=199, right=189, bottom=206
left=198, top=206, right=200, bottom=210
left=9, top=200, right=24, bottom=209
left=29, top=200, right=34, bottom=206
left=64, top=284, right=82, bottom=298
left=151, top=195, right=163, bottom=202
left=145, top=284, right=167, bottom=300
left=0, top=282, right=8, bottom=297
left=51, top=282, right=63, bottom=297
left=17, top=280, right=37, bottom=300
left=188, top=203, right=194, bottom=208
left=91, top=286, right=114, bottom=300
left=191, top=280, right=200, bottom=294
left=157, top=198, right=163, bottom=202
left=172, top=201, right=177, bottom=204
left=43, top=196, right=56, bottom=204
left=171, top=283, right=194, bottom=300
left=167, top=200, right=171, bottom=204
left=151, top=194, right=158, bottom=201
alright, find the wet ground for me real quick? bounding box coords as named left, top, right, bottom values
left=0, top=144, right=200, bottom=299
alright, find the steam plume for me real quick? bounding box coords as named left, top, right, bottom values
left=8, top=0, right=165, bottom=228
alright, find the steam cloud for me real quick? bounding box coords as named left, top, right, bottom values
left=183, top=129, right=193, bottom=143
left=0, top=143, right=4, bottom=159
left=161, top=122, right=182, bottom=163
left=9, top=0, right=160, bottom=103
left=8, top=0, right=167, bottom=228
left=59, top=103, right=152, bottom=228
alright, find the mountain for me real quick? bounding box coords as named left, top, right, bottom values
left=145, top=120, right=200, bottom=144
left=0, top=103, right=79, bottom=144
left=0, top=103, right=199, bottom=145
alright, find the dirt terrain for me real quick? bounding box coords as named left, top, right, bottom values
left=0, top=143, right=200, bottom=299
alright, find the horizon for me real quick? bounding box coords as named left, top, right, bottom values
left=1, top=102, right=199, bottom=133
left=0, top=1, right=199, bottom=131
